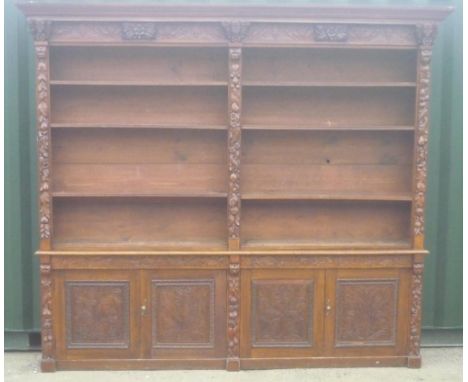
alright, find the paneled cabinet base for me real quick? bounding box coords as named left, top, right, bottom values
left=40, top=251, right=424, bottom=371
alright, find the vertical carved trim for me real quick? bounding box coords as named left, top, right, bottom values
left=413, top=23, right=437, bottom=246
left=221, top=21, right=250, bottom=43
left=227, top=259, right=240, bottom=370
left=227, top=48, right=242, bottom=249
left=409, top=262, right=424, bottom=356
left=40, top=259, right=54, bottom=366
left=34, top=43, right=52, bottom=244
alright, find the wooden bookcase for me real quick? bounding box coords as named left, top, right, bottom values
left=18, top=3, right=451, bottom=371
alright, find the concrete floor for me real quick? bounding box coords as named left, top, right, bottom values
left=5, top=348, right=462, bottom=382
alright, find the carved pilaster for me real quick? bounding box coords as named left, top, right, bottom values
left=226, top=258, right=240, bottom=370
left=34, top=43, right=52, bottom=247
left=227, top=48, right=242, bottom=250
left=413, top=23, right=437, bottom=247
left=409, top=262, right=424, bottom=366
left=221, top=21, right=250, bottom=43
left=40, top=258, right=55, bottom=371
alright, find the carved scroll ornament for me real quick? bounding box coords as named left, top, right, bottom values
left=121, top=22, right=157, bottom=40
left=314, top=24, right=348, bottom=42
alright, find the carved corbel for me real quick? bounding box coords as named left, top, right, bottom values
left=221, top=21, right=250, bottom=43
left=28, top=19, right=52, bottom=41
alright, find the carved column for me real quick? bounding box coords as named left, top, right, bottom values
left=413, top=23, right=437, bottom=249
left=29, top=19, right=55, bottom=372
left=29, top=19, right=52, bottom=250
left=39, top=257, right=55, bottom=371
left=226, top=256, right=240, bottom=370
left=227, top=47, right=242, bottom=250
left=224, top=24, right=247, bottom=369
left=408, top=22, right=437, bottom=369
left=408, top=259, right=424, bottom=368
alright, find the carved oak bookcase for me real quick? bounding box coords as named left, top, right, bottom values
left=17, top=3, right=451, bottom=372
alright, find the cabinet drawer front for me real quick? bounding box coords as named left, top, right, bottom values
left=241, top=269, right=325, bottom=358
left=54, top=270, right=140, bottom=359
left=325, top=269, right=410, bottom=356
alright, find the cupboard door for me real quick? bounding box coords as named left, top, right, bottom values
left=324, top=269, right=410, bottom=356
left=142, top=269, right=226, bottom=359
left=54, top=270, right=140, bottom=359
left=240, top=269, right=325, bottom=358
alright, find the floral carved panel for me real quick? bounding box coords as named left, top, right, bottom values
left=252, top=280, right=314, bottom=347
left=335, top=279, right=398, bottom=347
left=66, top=281, right=130, bottom=349
left=152, top=279, right=215, bottom=348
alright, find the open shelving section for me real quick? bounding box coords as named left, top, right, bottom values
left=49, top=45, right=229, bottom=250
left=48, top=40, right=418, bottom=251
left=239, top=46, right=417, bottom=249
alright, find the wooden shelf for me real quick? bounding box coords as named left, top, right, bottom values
left=241, top=240, right=412, bottom=250
left=242, top=124, right=414, bottom=131
left=242, top=192, right=412, bottom=202
left=50, top=123, right=227, bottom=130
left=53, top=240, right=227, bottom=251
left=243, top=81, right=416, bottom=88
left=52, top=191, right=228, bottom=199
left=50, top=80, right=228, bottom=87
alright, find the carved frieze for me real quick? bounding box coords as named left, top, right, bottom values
left=52, top=22, right=121, bottom=41
left=228, top=48, right=242, bottom=242
left=246, top=255, right=412, bottom=269
left=313, top=24, right=348, bottom=42
left=48, top=21, right=416, bottom=46
left=35, top=45, right=51, bottom=240
left=121, top=22, right=157, bottom=40
left=245, top=24, right=415, bottom=45
left=51, top=255, right=228, bottom=270
left=40, top=263, right=53, bottom=360
left=414, top=23, right=437, bottom=238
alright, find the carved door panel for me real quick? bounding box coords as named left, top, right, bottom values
left=240, top=269, right=325, bottom=358
left=142, top=269, right=226, bottom=359
left=54, top=270, right=140, bottom=360
left=324, top=269, right=410, bottom=357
